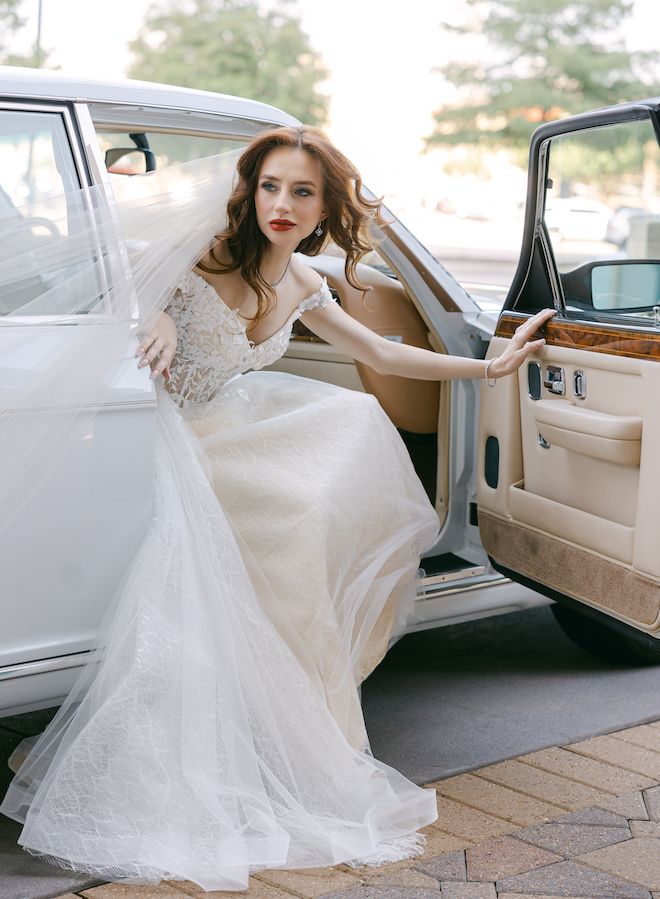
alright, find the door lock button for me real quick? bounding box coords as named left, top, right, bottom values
left=573, top=370, right=586, bottom=399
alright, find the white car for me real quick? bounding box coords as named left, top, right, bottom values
left=2, top=68, right=660, bottom=718
left=544, top=197, right=613, bottom=242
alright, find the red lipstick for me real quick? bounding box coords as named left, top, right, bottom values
left=270, top=219, right=295, bottom=231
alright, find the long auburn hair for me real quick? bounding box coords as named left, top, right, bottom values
left=198, top=125, right=384, bottom=324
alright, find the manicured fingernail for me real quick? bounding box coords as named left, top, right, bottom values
left=150, top=370, right=158, bottom=379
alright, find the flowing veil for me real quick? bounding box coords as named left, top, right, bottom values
left=0, top=149, right=243, bottom=530
left=0, top=148, right=249, bottom=516
left=0, top=151, right=438, bottom=890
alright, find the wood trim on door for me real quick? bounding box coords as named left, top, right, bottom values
left=496, top=312, right=660, bottom=361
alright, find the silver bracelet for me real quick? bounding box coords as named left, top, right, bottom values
left=484, top=358, right=497, bottom=387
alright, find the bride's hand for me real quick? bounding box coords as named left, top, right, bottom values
left=137, top=312, right=178, bottom=381
left=486, top=308, right=555, bottom=380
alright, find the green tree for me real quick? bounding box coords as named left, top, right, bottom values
left=127, top=0, right=329, bottom=126
left=4, top=46, right=50, bottom=67
left=0, top=0, right=56, bottom=68
left=0, top=0, right=22, bottom=46
left=0, top=0, right=32, bottom=64
left=426, top=0, right=660, bottom=154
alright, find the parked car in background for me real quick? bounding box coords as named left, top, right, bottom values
left=605, top=205, right=646, bottom=247
left=544, top=197, right=613, bottom=242
left=2, top=69, right=660, bottom=719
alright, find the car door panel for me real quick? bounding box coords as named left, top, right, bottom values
left=0, top=388, right=156, bottom=669
left=479, top=313, right=660, bottom=635
left=477, top=102, right=660, bottom=643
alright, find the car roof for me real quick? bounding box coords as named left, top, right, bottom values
left=0, top=66, right=300, bottom=128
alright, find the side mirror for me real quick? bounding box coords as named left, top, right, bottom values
left=105, top=147, right=156, bottom=176
left=591, top=261, right=660, bottom=312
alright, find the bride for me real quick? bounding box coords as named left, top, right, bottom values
left=1, top=125, right=551, bottom=891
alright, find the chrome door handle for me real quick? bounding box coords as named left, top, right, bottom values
left=544, top=365, right=565, bottom=395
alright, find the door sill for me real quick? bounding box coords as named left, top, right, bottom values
left=419, top=552, right=488, bottom=598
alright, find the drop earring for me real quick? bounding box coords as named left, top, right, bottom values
left=315, top=221, right=323, bottom=237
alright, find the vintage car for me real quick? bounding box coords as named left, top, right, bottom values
left=2, top=67, right=660, bottom=718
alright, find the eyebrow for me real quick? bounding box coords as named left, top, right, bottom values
left=259, top=174, right=318, bottom=187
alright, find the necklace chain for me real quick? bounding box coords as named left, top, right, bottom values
left=266, top=258, right=291, bottom=289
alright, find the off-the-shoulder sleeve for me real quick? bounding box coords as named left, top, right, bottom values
left=299, top=279, right=336, bottom=313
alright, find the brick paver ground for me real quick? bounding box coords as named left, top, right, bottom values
left=54, top=721, right=660, bottom=899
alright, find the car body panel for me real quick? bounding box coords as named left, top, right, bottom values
left=0, top=67, right=300, bottom=129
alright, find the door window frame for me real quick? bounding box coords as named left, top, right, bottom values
left=507, top=104, right=660, bottom=328
left=0, top=99, right=120, bottom=326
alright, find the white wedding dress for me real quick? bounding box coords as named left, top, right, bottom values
left=1, top=270, right=440, bottom=891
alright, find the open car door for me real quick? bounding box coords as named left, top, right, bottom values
left=477, top=99, right=660, bottom=661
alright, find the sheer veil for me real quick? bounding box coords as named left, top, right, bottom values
left=0, top=150, right=438, bottom=889
left=0, top=149, right=241, bottom=531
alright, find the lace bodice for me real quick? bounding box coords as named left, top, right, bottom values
left=164, top=270, right=335, bottom=406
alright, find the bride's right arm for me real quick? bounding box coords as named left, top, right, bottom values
left=136, top=311, right=178, bottom=381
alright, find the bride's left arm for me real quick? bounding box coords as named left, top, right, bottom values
left=300, top=302, right=554, bottom=383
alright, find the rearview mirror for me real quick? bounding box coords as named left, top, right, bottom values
left=105, top=147, right=156, bottom=176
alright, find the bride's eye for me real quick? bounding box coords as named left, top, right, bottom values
left=295, top=188, right=312, bottom=197
left=261, top=181, right=277, bottom=191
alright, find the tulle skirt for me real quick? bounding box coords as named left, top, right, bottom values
left=1, top=372, right=439, bottom=891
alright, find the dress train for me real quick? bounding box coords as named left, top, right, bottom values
left=2, top=382, right=439, bottom=890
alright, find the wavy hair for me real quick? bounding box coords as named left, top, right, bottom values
left=198, top=125, right=384, bottom=324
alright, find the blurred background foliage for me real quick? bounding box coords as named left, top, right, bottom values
left=0, top=0, right=54, bottom=67
left=127, top=0, right=329, bottom=126
left=427, top=0, right=660, bottom=163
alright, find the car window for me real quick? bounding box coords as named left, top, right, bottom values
left=543, top=118, right=660, bottom=322
left=0, top=107, right=106, bottom=318
left=0, top=109, right=78, bottom=210
left=95, top=130, right=247, bottom=178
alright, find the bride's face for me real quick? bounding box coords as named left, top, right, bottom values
left=255, top=147, right=326, bottom=248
